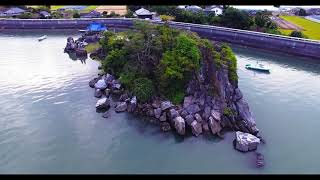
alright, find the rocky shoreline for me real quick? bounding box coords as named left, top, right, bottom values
left=65, top=29, right=265, bottom=168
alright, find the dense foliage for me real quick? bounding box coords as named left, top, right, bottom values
left=290, top=30, right=308, bottom=38
left=128, top=6, right=281, bottom=35
left=99, top=21, right=238, bottom=104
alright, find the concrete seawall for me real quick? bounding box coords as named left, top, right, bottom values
left=1, top=18, right=319, bottom=59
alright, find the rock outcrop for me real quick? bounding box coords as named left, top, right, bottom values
left=95, top=97, right=110, bottom=110
left=234, top=131, right=260, bottom=152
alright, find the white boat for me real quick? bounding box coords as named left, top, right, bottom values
left=245, top=62, right=270, bottom=72
left=38, top=35, right=47, bottom=41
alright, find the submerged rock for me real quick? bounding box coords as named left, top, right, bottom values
left=234, top=131, right=260, bottom=152
left=160, top=122, right=171, bottom=132
left=102, top=111, right=110, bottom=118
left=95, top=97, right=110, bottom=109
left=173, top=116, right=185, bottom=135
left=115, top=102, right=127, bottom=112
left=256, top=152, right=265, bottom=168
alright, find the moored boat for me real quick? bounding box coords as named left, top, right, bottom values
left=245, top=63, right=270, bottom=72
left=38, top=35, right=47, bottom=41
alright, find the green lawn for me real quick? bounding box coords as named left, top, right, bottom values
left=50, top=6, right=98, bottom=13
left=50, top=6, right=65, bottom=10
left=81, top=6, right=98, bottom=13
left=279, top=16, right=320, bottom=40
left=84, top=42, right=101, bottom=53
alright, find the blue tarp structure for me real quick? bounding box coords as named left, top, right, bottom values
left=86, top=22, right=107, bottom=32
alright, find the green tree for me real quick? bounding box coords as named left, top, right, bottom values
left=73, top=11, right=80, bottom=18
left=132, top=77, right=155, bottom=102
left=296, top=8, right=307, bottom=16
left=124, top=9, right=134, bottom=18
left=220, top=7, right=254, bottom=30
left=290, top=31, right=308, bottom=38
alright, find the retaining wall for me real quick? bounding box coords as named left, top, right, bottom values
left=0, top=18, right=319, bottom=59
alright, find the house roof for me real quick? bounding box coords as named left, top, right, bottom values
left=186, top=5, right=202, bottom=10
left=204, top=5, right=223, bottom=11
left=4, top=7, right=26, bottom=14
left=135, top=8, right=154, bottom=15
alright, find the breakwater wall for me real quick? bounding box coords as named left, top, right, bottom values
left=1, top=18, right=319, bottom=59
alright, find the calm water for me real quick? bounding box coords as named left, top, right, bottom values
left=0, top=31, right=320, bottom=174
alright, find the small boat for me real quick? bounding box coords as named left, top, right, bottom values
left=245, top=62, right=270, bottom=72
left=79, top=30, right=87, bottom=33
left=38, top=35, right=47, bottom=41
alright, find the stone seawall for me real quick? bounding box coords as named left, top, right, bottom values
left=1, top=18, right=319, bottom=59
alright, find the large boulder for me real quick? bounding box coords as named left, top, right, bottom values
left=185, top=114, right=195, bottom=126
left=154, top=108, right=162, bottom=119
left=127, top=96, right=137, bottom=112
left=94, top=89, right=102, bottom=98
left=89, top=77, right=100, bottom=88
left=95, top=97, right=110, bottom=109
left=152, top=99, right=161, bottom=109
left=104, top=88, right=111, bottom=97
left=104, top=73, right=115, bottom=84
left=115, top=102, right=127, bottom=112
left=183, top=96, right=194, bottom=108
left=208, top=116, right=222, bottom=135
left=180, top=110, right=188, bottom=118
left=194, top=113, right=203, bottom=123
left=159, top=113, right=167, bottom=122
left=161, top=101, right=174, bottom=111
left=236, top=99, right=259, bottom=134
left=202, top=122, right=210, bottom=132
left=119, top=93, right=130, bottom=102
left=169, top=109, right=179, bottom=120
left=173, top=116, right=185, bottom=135
left=94, top=79, right=107, bottom=90
left=203, top=106, right=211, bottom=121
left=191, top=120, right=202, bottom=137
left=185, top=104, right=201, bottom=115
left=234, top=131, right=260, bottom=152
left=211, top=110, right=221, bottom=121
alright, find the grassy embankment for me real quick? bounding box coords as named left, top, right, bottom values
left=279, top=16, right=320, bottom=40
left=84, top=42, right=101, bottom=53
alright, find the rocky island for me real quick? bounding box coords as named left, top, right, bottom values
left=65, top=21, right=264, bottom=167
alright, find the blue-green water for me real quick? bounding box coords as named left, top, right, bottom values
left=0, top=31, right=320, bottom=174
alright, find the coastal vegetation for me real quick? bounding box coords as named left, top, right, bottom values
left=279, top=16, right=320, bottom=40
left=84, top=42, right=101, bottom=53
left=98, top=21, right=238, bottom=104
